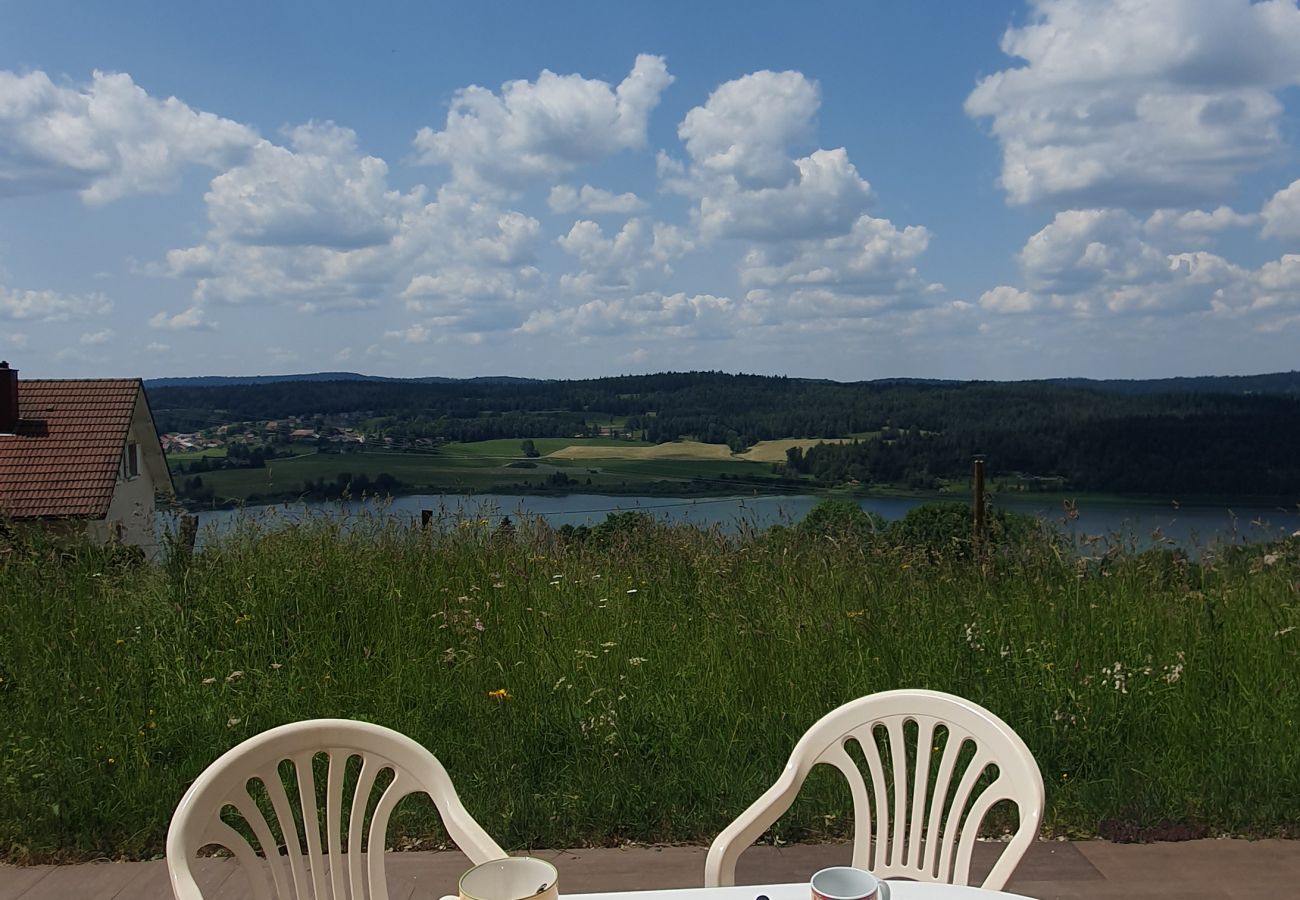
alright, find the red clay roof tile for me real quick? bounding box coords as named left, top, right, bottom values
left=0, top=379, right=141, bottom=519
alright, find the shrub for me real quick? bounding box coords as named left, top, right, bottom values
left=798, top=499, right=885, bottom=541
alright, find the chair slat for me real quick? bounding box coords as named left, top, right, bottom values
left=349, top=756, right=381, bottom=900
left=952, top=777, right=1007, bottom=886
left=293, top=751, right=330, bottom=900
left=367, top=770, right=414, bottom=900
left=920, top=725, right=965, bottom=879
left=905, top=717, right=938, bottom=873
left=260, top=764, right=312, bottom=899
left=230, top=790, right=294, bottom=900
left=821, top=741, right=874, bottom=868
left=886, top=718, right=908, bottom=870
left=937, top=750, right=992, bottom=885
left=327, top=750, right=348, bottom=900
left=210, top=819, right=274, bottom=900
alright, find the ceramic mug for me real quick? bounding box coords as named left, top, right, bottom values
left=456, top=857, right=559, bottom=900
left=810, top=866, right=888, bottom=900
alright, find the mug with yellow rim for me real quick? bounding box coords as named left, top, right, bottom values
left=449, top=857, right=559, bottom=900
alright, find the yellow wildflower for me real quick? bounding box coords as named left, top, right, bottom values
left=488, top=688, right=511, bottom=701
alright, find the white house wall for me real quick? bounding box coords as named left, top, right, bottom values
left=86, top=393, right=171, bottom=557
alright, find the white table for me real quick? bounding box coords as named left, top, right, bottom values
left=565, top=882, right=1033, bottom=900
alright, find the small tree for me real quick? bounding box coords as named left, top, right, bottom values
left=520, top=439, right=540, bottom=458
left=798, top=499, right=884, bottom=541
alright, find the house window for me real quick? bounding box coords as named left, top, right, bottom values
left=121, top=443, right=139, bottom=479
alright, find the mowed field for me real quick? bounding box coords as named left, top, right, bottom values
left=548, top=437, right=855, bottom=463
left=548, top=440, right=735, bottom=460
left=738, top=438, right=853, bottom=462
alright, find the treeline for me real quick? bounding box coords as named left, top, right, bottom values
left=147, top=371, right=1300, bottom=497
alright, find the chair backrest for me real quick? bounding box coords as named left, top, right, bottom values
left=705, top=690, right=1043, bottom=890
left=166, top=719, right=506, bottom=900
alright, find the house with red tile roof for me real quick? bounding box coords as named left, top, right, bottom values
left=0, top=361, right=174, bottom=555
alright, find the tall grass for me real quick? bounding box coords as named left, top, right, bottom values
left=1, top=511, right=1298, bottom=860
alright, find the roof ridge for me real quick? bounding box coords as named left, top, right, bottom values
left=23, top=378, right=142, bottom=383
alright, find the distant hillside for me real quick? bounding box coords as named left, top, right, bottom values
left=1041, top=371, right=1300, bottom=395
left=145, top=372, right=537, bottom=388
left=146, top=369, right=1300, bottom=395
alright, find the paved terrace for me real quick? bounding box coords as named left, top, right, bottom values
left=3, top=840, right=1297, bottom=900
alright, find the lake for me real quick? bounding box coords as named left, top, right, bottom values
left=186, top=491, right=1300, bottom=553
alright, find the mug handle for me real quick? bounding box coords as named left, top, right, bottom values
left=878, top=882, right=890, bottom=900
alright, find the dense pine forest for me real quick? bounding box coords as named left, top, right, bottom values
left=148, top=371, right=1300, bottom=498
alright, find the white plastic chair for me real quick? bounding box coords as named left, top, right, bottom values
left=705, top=690, right=1044, bottom=890
left=166, top=718, right=507, bottom=900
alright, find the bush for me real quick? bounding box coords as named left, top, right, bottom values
left=798, top=499, right=884, bottom=541
left=887, top=501, right=1041, bottom=559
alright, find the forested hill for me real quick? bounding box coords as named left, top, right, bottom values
left=148, top=371, right=1300, bottom=498
left=1043, top=371, right=1300, bottom=395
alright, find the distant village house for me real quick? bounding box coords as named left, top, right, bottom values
left=0, top=362, right=174, bottom=556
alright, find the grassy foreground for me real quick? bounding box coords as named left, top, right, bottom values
left=1, top=513, right=1298, bottom=861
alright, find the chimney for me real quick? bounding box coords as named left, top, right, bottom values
left=0, top=361, right=17, bottom=435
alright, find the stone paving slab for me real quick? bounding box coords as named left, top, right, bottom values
left=2, top=840, right=1297, bottom=899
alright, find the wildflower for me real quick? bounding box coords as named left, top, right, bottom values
left=234, top=614, right=252, bottom=625
left=227, top=717, right=241, bottom=728
left=626, top=588, right=638, bottom=594
left=628, top=657, right=647, bottom=666
left=270, top=662, right=282, bottom=670
left=473, top=618, right=485, bottom=632
left=493, top=582, right=505, bottom=589
left=1275, top=626, right=1296, bottom=638
left=225, top=670, right=244, bottom=683
left=115, top=639, right=125, bottom=646
left=846, top=610, right=864, bottom=618
left=201, top=677, right=216, bottom=685
left=1263, top=553, right=1279, bottom=567
left=488, top=688, right=511, bottom=701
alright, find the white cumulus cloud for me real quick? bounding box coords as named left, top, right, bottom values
left=979, top=286, right=1037, bottom=314
left=413, top=55, right=672, bottom=195
left=1261, top=178, right=1300, bottom=240
left=965, top=0, right=1300, bottom=208
left=519, top=291, right=737, bottom=340
left=557, top=218, right=694, bottom=294
left=1143, top=206, right=1258, bottom=242
left=205, top=122, right=422, bottom=249
left=148, top=305, right=213, bottom=330
left=548, top=184, right=646, bottom=215
left=79, top=328, right=115, bottom=345
left=0, top=285, right=112, bottom=321
left=163, top=125, right=546, bottom=333
left=0, top=69, right=257, bottom=204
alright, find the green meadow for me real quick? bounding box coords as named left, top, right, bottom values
left=173, top=439, right=785, bottom=502
left=2, top=512, right=1298, bottom=861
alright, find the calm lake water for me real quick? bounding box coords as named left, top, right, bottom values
left=186, top=491, right=1300, bottom=553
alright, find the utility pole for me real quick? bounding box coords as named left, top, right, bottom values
left=972, top=455, right=986, bottom=547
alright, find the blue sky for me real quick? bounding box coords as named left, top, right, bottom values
left=2, top=0, right=1299, bottom=381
